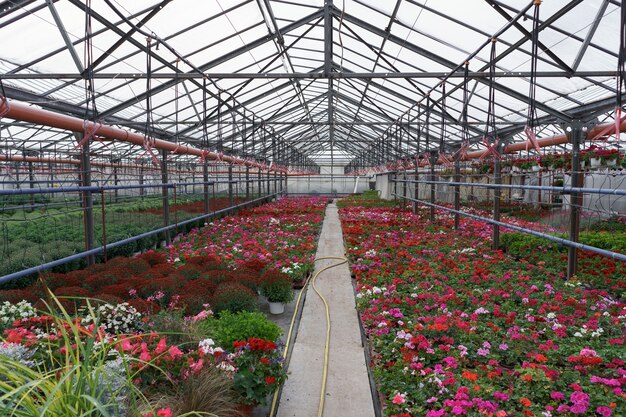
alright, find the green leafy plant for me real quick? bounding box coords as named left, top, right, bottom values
left=232, top=338, right=286, bottom=406
left=0, top=295, right=147, bottom=417
left=198, top=311, right=282, bottom=352
left=260, top=273, right=294, bottom=303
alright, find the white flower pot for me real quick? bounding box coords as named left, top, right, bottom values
left=606, top=158, right=617, bottom=167
left=511, top=166, right=520, bottom=173
left=589, top=157, right=601, bottom=168
left=531, top=165, right=540, bottom=172
left=269, top=302, right=285, bottom=315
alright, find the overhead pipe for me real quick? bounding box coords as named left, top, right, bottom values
left=351, top=118, right=626, bottom=175
left=458, top=117, right=626, bottom=162
left=0, top=154, right=313, bottom=176
left=360, top=116, right=626, bottom=174
left=1, top=98, right=291, bottom=173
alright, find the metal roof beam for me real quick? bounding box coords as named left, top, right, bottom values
left=45, top=0, right=84, bottom=73
left=572, top=0, right=610, bottom=71
left=337, top=8, right=572, bottom=122
left=485, top=0, right=574, bottom=74
left=85, top=0, right=173, bottom=75
left=96, top=8, right=324, bottom=119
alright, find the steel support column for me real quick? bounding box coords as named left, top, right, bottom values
left=161, top=150, right=171, bottom=246
left=76, top=133, right=95, bottom=265
left=402, top=169, right=407, bottom=206
left=566, top=121, right=589, bottom=278
left=430, top=151, right=437, bottom=222
left=113, top=165, right=119, bottom=200
left=27, top=161, right=34, bottom=209
left=139, top=164, right=145, bottom=199
left=246, top=165, right=250, bottom=200
left=492, top=155, right=502, bottom=250
left=454, top=155, right=461, bottom=230
left=228, top=163, right=234, bottom=207
left=203, top=161, right=209, bottom=214
left=413, top=162, right=419, bottom=214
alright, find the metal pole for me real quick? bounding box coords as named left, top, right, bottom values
left=228, top=163, right=234, bottom=207
left=567, top=121, right=586, bottom=278
left=246, top=165, right=250, bottom=200
left=161, top=149, right=171, bottom=246
left=113, top=165, right=119, bottom=200
left=203, top=161, right=209, bottom=214
left=454, top=154, right=461, bottom=230
left=413, top=161, right=419, bottom=214
left=402, top=169, right=407, bottom=206
left=267, top=169, right=271, bottom=197
left=492, top=155, right=502, bottom=250
left=537, top=170, right=542, bottom=208
left=273, top=171, right=277, bottom=195
left=76, top=133, right=95, bottom=265
left=139, top=164, right=145, bottom=200
left=28, top=161, right=34, bottom=210
left=392, top=172, right=397, bottom=202
left=430, top=151, right=437, bottom=222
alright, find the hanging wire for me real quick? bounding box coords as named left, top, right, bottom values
left=145, top=38, right=153, bottom=142
left=217, top=90, right=223, bottom=153
left=460, top=61, right=471, bottom=161
left=618, top=0, right=626, bottom=110
left=174, top=59, right=180, bottom=144
left=141, top=37, right=160, bottom=167
left=202, top=78, right=209, bottom=151
left=524, top=0, right=542, bottom=155
left=242, top=108, right=247, bottom=156
left=83, top=0, right=98, bottom=123
left=481, top=39, right=500, bottom=160
left=438, top=82, right=453, bottom=167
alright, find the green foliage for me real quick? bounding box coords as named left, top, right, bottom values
left=211, top=282, right=258, bottom=314
left=501, top=231, right=626, bottom=256
left=587, top=216, right=626, bottom=232
left=199, top=311, right=282, bottom=352
left=231, top=338, right=286, bottom=406
left=260, top=273, right=294, bottom=303
left=0, top=296, right=145, bottom=416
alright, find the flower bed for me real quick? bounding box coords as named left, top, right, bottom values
left=0, top=196, right=328, bottom=415
left=339, top=194, right=625, bottom=417
left=0, top=298, right=285, bottom=416
left=167, top=196, right=327, bottom=282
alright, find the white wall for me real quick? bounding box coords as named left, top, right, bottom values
left=287, top=175, right=369, bottom=195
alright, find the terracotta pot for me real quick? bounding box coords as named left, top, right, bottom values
left=237, top=403, right=255, bottom=417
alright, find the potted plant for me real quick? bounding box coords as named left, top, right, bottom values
left=596, top=148, right=620, bottom=166
left=581, top=145, right=602, bottom=168
left=232, top=337, right=287, bottom=408
left=260, top=272, right=294, bottom=314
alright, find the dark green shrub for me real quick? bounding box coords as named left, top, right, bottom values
left=211, top=281, right=258, bottom=314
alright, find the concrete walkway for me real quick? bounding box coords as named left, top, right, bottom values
left=276, top=202, right=375, bottom=417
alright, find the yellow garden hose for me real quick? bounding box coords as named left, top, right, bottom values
left=269, top=256, right=348, bottom=417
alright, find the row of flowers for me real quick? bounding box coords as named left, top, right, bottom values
left=0, top=297, right=285, bottom=416
left=0, top=196, right=329, bottom=416
left=166, top=197, right=327, bottom=282
left=338, top=194, right=625, bottom=417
